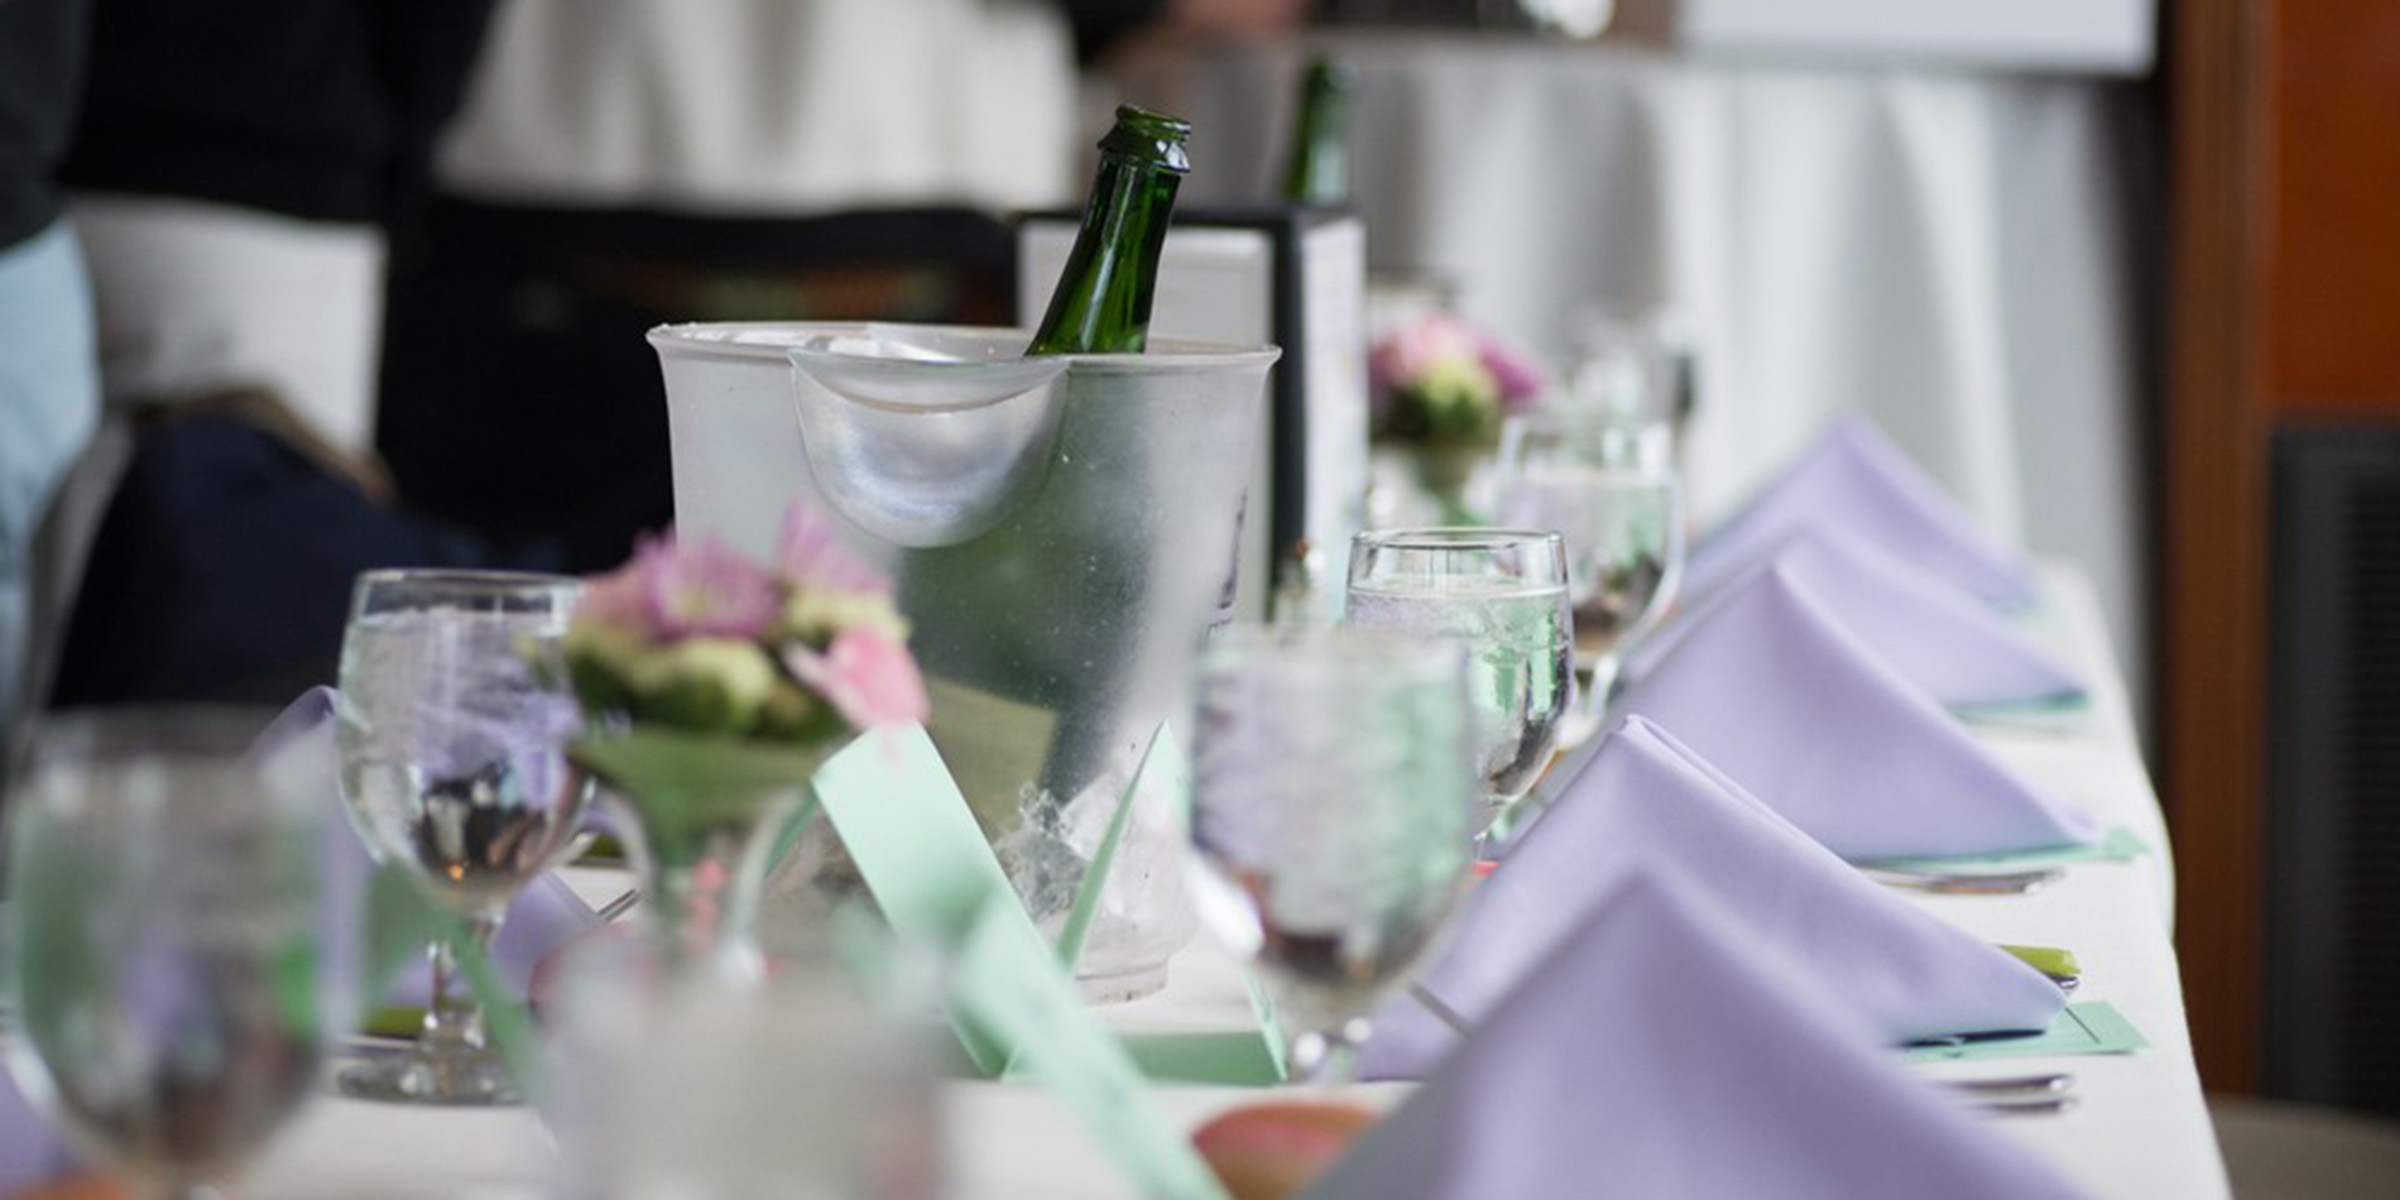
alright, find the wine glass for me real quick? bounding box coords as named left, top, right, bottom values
left=1343, top=528, right=1574, bottom=846
left=333, top=569, right=588, bottom=1105
left=1185, top=627, right=1478, bottom=1083
left=1493, top=409, right=1684, bottom=745
left=3, top=708, right=333, bottom=1200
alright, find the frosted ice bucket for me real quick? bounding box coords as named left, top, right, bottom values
left=651, top=322, right=1278, bottom=999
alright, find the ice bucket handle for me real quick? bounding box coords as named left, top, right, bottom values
left=785, top=335, right=1070, bottom=548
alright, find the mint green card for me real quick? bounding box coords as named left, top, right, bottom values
left=812, top=728, right=1230, bottom=1200
left=1055, top=723, right=1166, bottom=973
left=1855, top=826, right=2150, bottom=873
left=1902, top=1001, right=2149, bottom=1062
left=948, top=893, right=1231, bottom=1200
left=815, top=725, right=1283, bottom=1092
left=809, top=726, right=1029, bottom=1075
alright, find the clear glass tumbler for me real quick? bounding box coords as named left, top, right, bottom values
left=1344, top=528, right=1574, bottom=844
left=1185, top=627, right=1479, bottom=1083
left=4, top=708, right=332, bottom=1200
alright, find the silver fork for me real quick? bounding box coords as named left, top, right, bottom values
left=1857, top=865, right=2066, bottom=896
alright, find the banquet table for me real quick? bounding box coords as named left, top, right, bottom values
left=1106, top=31, right=2150, bottom=721
left=238, top=563, right=2230, bottom=1199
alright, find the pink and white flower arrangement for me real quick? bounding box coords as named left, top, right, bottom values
left=1368, top=311, right=1549, bottom=449
left=563, top=502, right=927, bottom=744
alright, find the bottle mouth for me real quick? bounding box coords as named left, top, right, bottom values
left=1099, top=104, right=1193, bottom=172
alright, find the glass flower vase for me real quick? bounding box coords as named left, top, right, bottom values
left=573, top=729, right=842, bottom=982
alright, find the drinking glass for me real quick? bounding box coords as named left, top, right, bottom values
left=3, top=708, right=332, bottom=1200
left=1186, top=628, right=1478, bottom=1083
left=334, top=569, right=588, bottom=1105
left=542, top=930, right=946, bottom=1200
left=1493, top=410, right=1684, bottom=744
left=1344, top=528, right=1573, bottom=842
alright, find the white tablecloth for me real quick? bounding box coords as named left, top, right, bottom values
left=1106, top=32, right=2149, bottom=724
left=242, top=565, right=2225, bottom=1199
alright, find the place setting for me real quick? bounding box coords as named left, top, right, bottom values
left=0, top=21, right=2239, bottom=1191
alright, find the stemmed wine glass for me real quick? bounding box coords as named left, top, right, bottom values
left=334, top=569, right=589, bottom=1105
left=1185, top=628, right=1478, bottom=1084
left=1344, top=528, right=1574, bottom=846
left=1492, top=409, right=1683, bottom=746
left=4, top=708, right=333, bottom=1200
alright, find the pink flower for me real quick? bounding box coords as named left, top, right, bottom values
left=578, top=551, right=659, bottom=637
left=776, top=501, right=888, bottom=594
left=782, top=628, right=929, bottom=730
left=1476, top=332, right=1549, bottom=411
left=642, top=536, right=781, bottom=640
left=1370, top=312, right=1483, bottom=408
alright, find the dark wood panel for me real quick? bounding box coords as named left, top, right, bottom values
left=2165, top=0, right=2270, bottom=1094
left=2266, top=0, right=2400, bottom=411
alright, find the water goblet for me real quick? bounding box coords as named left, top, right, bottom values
left=333, top=569, right=589, bottom=1105
left=1186, top=628, right=1479, bottom=1084
left=1343, top=528, right=1574, bottom=845
left=1493, top=409, right=1684, bottom=744
left=4, top=708, right=333, bottom=1200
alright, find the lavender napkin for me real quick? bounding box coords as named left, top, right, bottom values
left=1682, top=415, right=2039, bottom=610
left=255, top=688, right=599, bottom=1007
left=1307, top=870, right=2090, bottom=1200
left=1627, top=526, right=2086, bottom=708
left=1358, top=716, right=2065, bottom=1080
left=1613, top=563, right=2101, bottom=858
left=0, top=1047, right=78, bottom=1195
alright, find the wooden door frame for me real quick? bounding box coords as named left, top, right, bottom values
left=2162, top=0, right=2270, bottom=1093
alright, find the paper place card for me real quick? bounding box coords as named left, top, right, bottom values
left=1903, top=1002, right=2149, bottom=1062
left=947, top=894, right=1232, bottom=1200
left=811, top=727, right=1231, bottom=1200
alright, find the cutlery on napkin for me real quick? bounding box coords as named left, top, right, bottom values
left=1306, top=870, right=2091, bottom=1200
left=1624, top=525, right=2087, bottom=709
left=1681, top=415, right=2039, bottom=610
left=1358, top=716, right=2066, bottom=1081
left=1612, top=562, right=2102, bottom=859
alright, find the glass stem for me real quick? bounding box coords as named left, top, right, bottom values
left=1289, top=1018, right=1370, bottom=1087
left=1581, top=650, right=1623, bottom=731
left=422, top=913, right=501, bottom=1057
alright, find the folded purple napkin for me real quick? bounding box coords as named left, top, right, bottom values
left=256, top=688, right=598, bottom=1008
left=1358, top=716, right=2064, bottom=1080
left=1613, top=563, right=2101, bottom=858
left=1307, top=870, right=2090, bottom=1200
left=1627, top=526, right=2086, bottom=708
left=1682, top=415, right=2039, bottom=610
left=0, top=1055, right=79, bottom=1195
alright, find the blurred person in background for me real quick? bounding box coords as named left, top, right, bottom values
left=380, top=0, right=1307, bottom=569
left=40, top=0, right=586, bottom=707
left=0, top=0, right=98, bottom=747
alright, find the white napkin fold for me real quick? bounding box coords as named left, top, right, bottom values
left=1683, top=415, right=2039, bottom=610
left=1307, top=869, right=2090, bottom=1200
left=1626, top=525, right=2086, bottom=708
left=1357, top=716, right=2065, bottom=1080
left=1613, top=562, right=2101, bottom=858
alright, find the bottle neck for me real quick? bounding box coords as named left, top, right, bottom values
left=1283, top=89, right=1350, bottom=205
left=1027, top=152, right=1183, bottom=356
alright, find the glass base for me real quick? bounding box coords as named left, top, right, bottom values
left=1075, top=960, right=1168, bottom=1005
left=337, top=1047, right=521, bottom=1107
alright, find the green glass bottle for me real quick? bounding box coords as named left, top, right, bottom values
left=1025, top=104, right=1192, bottom=356
left=1280, top=57, right=1353, bottom=206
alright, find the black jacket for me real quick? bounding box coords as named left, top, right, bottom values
left=60, top=0, right=496, bottom=227
left=0, top=0, right=89, bottom=249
